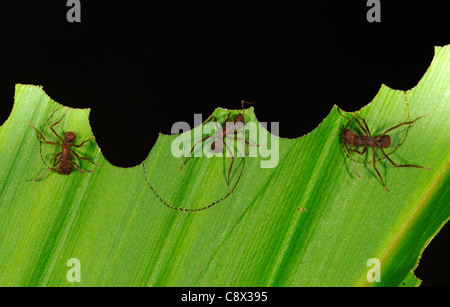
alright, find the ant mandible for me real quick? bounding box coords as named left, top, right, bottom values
left=29, top=107, right=100, bottom=181
left=337, top=107, right=431, bottom=192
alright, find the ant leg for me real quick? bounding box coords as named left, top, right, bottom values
left=50, top=107, right=69, bottom=142
left=380, top=115, right=428, bottom=137
left=206, top=112, right=231, bottom=127
left=352, top=114, right=370, bottom=136
left=31, top=150, right=61, bottom=182
left=69, top=148, right=100, bottom=166
left=224, top=140, right=235, bottom=193
left=380, top=148, right=432, bottom=170
left=230, top=136, right=259, bottom=146
left=372, top=148, right=389, bottom=192
left=234, top=126, right=244, bottom=135
left=31, top=167, right=58, bottom=182
left=228, top=135, right=250, bottom=156
left=28, top=122, right=62, bottom=147
left=357, top=113, right=372, bottom=137
left=204, top=115, right=216, bottom=124
left=180, top=135, right=215, bottom=171
left=348, top=146, right=367, bottom=155
left=52, top=152, right=62, bottom=166
left=343, top=143, right=361, bottom=178
left=204, top=116, right=222, bottom=132
left=227, top=135, right=266, bottom=157
left=337, top=108, right=351, bottom=129
left=71, top=136, right=95, bottom=148
left=71, top=161, right=95, bottom=174
left=224, top=110, right=232, bottom=123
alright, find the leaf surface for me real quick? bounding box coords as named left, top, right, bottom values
left=0, top=46, right=448, bottom=287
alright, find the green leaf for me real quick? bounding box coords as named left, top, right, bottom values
left=0, top=45, right=448, bottom=287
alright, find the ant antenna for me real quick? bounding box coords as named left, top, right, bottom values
left=241, top=100, right=256, bottom=111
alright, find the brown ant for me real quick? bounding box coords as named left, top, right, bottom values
left=337, top=107, right=431, bottom=192
left=29, top=107, right=99, bottom=181
left=179, top=100, right=262, bottom=193
left=142, top=101, right=254, bottom=212
left=142, top=100, right=260, bottom=212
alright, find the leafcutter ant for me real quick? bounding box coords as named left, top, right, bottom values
left=337, top=107, right=431, bottom=191
left=142, top=100, right=260, bottom=212
left=29, top=107, right=99, bottom=181
left=180, top=100, right=262, bottom=193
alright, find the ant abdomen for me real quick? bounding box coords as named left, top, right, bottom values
left=59, top=163, right=72, bottom=175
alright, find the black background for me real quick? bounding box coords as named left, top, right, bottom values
left=0, top=1, right=448, bottom=287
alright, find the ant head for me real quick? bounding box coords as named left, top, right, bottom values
left=380, top=135, right=391, bottom=148
left=342, top=129, right=356, bottom=146
left=233, top=114, right=245, bottom=124
left=64, top=132, right=77, bottom=143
